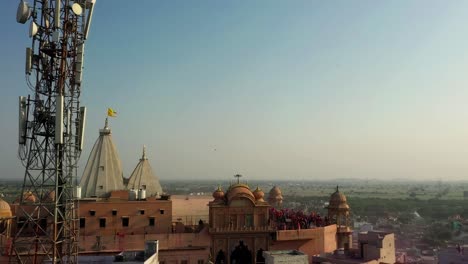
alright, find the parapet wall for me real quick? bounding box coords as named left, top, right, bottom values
left=270, top=225, right=338, bottom=259
left=275, top=225, right=336, bottom=241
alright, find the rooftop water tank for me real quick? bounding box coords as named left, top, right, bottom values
left=138, top=189, right=146, bottom=200
left=129, top=189, right=137, bottom=201
left=74, top=186, right=82, bottom=199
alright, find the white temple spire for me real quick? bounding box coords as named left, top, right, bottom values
left=79, top=118, right=124, bottom=197
left=128, top=146, right=163, bottom=197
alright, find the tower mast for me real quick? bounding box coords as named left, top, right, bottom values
left=13, top=0, right=96, bottom=263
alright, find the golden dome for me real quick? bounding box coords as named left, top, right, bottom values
left=0, top=198, right=11, bottom=218
left=212, top=186, right=225, bottom=200
left=328, top=186, right=349, bottom=210
left=44, top=190, right=56, bottom=202
left=253, top=187, right=265, bottom=201
left=16, top=191, right=37, bottom=203
left=226, top=184, right=255, bottom=203
left=268, top=186, right=283, bottom=200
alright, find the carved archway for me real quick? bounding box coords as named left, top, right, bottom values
left=230, top=240, right=252, bottom=264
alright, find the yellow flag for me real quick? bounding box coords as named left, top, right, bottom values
left=107, top=108, right=117, bottom=117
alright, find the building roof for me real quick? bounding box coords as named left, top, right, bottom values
left=358, top=230, right=392, bottom=244
left=79, top=118, right=125, bottom=198
left=127, top=146, right=163, bottom=197
left=172, top=195, right=211, bottom=224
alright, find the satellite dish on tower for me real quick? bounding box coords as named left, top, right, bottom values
left=71, top=3, right=83, bottom=16
left=29, top=21, right=38, bottom=37
left=16, top=0, right=31, bottom=24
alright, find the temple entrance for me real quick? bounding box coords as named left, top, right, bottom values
left=230, top=240, right=252, bottom=264
left=215, top=249, right=226, bottom=264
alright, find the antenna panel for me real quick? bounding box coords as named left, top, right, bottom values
left=55, top=95, right=64, bottom=144
left=25, top=47, right=32, bottom=74
left=67, top=108, right=71, bottom=135
left=75, top=44, right=84, bottom=84
left=78, top=106, right=87, bottom=150
left=54, top=0, right=61, bottom=28
left=18, top=96, right=27, bottom=144
left=84, top=0, right=96, bottom=39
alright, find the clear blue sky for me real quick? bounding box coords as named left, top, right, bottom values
left=2, top=0, right=468, bottom=181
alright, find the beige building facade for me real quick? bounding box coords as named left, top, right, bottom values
left=209, top=184, right=271, bottom=264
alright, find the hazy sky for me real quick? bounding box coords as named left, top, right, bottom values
left=2, top=1, right=468, bottom=181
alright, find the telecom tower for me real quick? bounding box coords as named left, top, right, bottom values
left=13, top=0, right=96, bottom=263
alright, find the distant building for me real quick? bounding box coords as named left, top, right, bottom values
left=358, top=231, right=395, bottom=263
left=312, top=231, right=396, bottom=264
left=438, top=246, right=468, bottom=264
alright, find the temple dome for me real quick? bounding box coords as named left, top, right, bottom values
left=269, top=186, right=282, bottom=197
left=226, top=184, right=255, bottom=204
left=212, top=186, right=225, bottom=200
left=127, top=146, right=163, bottom=197
left=268, top=186, right=283, bottom=205
left=16, top=191, right=36, bottom=203
left=253, top=187, right=265, bottom=201
left=44, top=190, right=56, bottom=202
left=328, top=186, right=349, bottom=210
left=0, top=198, right=11, bottom=218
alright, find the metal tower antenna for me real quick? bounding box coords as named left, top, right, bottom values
left=13, top=0, right=96, bottom=263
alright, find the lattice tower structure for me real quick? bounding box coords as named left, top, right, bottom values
left=12, top=0, right=95, bottom=263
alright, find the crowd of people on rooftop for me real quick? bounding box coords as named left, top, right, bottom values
left=269, top=208, right=330, bottom=230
